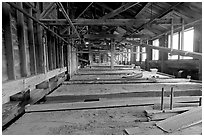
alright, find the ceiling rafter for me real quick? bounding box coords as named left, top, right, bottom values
left=101, top=2, right=140, bottom=19
left=39, top=2, right=56, bottom=19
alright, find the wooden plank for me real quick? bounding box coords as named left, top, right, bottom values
left=150, top=112, right=180, bottom=121
left=2, top=67, right=66, bottom=104
left=29, top=88, right=49, bottom=105
left=28, top=8, right=37, bottom=75
left=101, top=2, right=139, bottom=19
left=25, top=96, right=201, bottom=113
left=39, top=2, right=55, bottom=18
left=17, top=2, right=28, bottom=77
left=2, top=101, right=24, bottom=128
left=2, top=3, right=16, bottom=80
left=156, top=106, right=202, bottom=133
left=145, top=106, right=196, bottom=116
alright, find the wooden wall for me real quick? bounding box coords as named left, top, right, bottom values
left=2, top=2, right=78, bottom=104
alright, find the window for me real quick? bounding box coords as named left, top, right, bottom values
left=136, top=46, right=140, bottom=61
left=152, top=39, right=159, bottom=60
left=181, top=28, right=194, bottom=59
left=168, top=32, right=179, bottom=59
left=142, top=47, right=146, bottom=61
left=168, top=27, right=194, bottom=60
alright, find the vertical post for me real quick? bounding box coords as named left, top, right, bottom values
left=17, top=2, right=28, bottom=77
left=133, top=46, right=136, bottom=65
left=170, top=87, right=174, bottom=110
left=2, top=3, right=16, bottom=80
left=145, top=40, right=150, bottom=71
left=170, top=18, right=174, bottom=50
left=161, top=87, right=164, bottom=110
left=88, top=44, right=92, bottom=67
left=111, top=39, right=115, bottom=69
left=28, top=8, right=37, bottom=75
left=199, top=97, right=202, bottom=106
left=178, top=32, right=181, bottom=60
left=181, top=18, right=184, bottom=51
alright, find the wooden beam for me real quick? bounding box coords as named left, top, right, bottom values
left=39, top=2, right=55, bottom=18
left=17, top=2, right=28, bottom=77
left=28, top=8, right=37, bottom=75
left=7, top=2, right=69, bottom=44
left=56, top=2, right=81, bottom=39
left=120, top=2, right=182, bottom=43
left=2, top=3, right=16, bottom=80
left=40, top=18, right=180, bottom=26
left=151, top=19, right=202, bottom=40
left=101, top=2, right=139, bottom=19
left=84, top=34, right=122, bottom=39
left=156, top=107, right=202, bottom=133
left=25, top=96, right=201, bottom=113
left=111, top=40, right=115, bottom=69
left=126, top=40, right=202, bottom=59
left=135, top=2, right=151, bottom=18
left=2, top=67, right=67, bottom=104
left=76, top=2, right=93, bottom=19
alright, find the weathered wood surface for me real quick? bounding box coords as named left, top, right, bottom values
left=156, top=106, right=202, bottom=133
left=124, top=122, right=202, bottom=135
left=2, top=101, right=24, bottom=127
left=26, top=96, right=201, bottom=113
left=47, top=83, right=201, bottom=99
left=145, top=106, right=195, bottom=116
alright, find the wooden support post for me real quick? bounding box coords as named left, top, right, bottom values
left=161, top=87, right=164, bottom=110
left=2, top=3, right=16, bottom=80
left=170, top=18, right=174, bottom=50
left=17, top=2, right=28, bottom=77
left=111, top=40, right=115, bottom=69
left=36, top=23, right=45, bottom=73
left=145, top=40, right=150, bottom=71
left=181, top=18, right=184, bottom=52
left=52, top=29, right=56, bottom=69
left=133, top=46, right=136, bottom=64
left=88, top=44, right=93, bottom=67
left=199, top=97, right=202, bottom=106
left=170, top=87, right=174, bottom=110
left=47, top=30, right=52, bottom=70
left=178, top=32, right=181, bottom=60
left=28, top=8, right=37, bottom=75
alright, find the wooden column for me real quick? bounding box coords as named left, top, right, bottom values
left=193, top=23, right=202, bottom=80
left=159, top=36, right=165, bottom=72
left=3, top=3, right=16, bottom=79
left=47, top=30, right=53, bottom=70
left=111, top=39, right=115, bottom=69
left=28, top=8, right=37, bottom=75
left=88, top=44, right=93, bottom=66
left=170, top=18, right=174, bottom=50
left=178, top=32, right=181, bottom=60
left=133, top=46, right=137, bottom=64
left=17, top=2, right=28, bottom=77
left=55, top=36, right=59, bottom=68
left=145, top=40, right=150, bottom=71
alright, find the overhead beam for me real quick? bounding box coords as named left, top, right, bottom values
left=76, top=2, right=93, bottom=19
left=151, top=18, right=202, bottom=40
left=40, top=18, right=182, bottom=26
left=56, top=2, right=81, bottom=39
left=118, top=2, right=182, bottom=44
left=39, top=2, right=55, bottom=18
left=7, top=2, right=69, bottom=44
left=135, top=2, right=151, bottom=18
left=101, top=2, right=139, bottom=19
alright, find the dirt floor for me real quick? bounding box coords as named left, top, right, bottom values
left=3, top=105, right=202, bottom=135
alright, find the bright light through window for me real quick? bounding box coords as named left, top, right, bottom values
left=181, top=28, right=194, bottom=59
left=152, top=39, right=159, bottom=60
